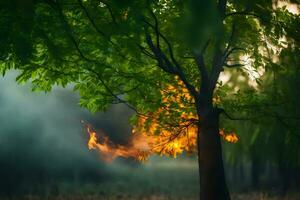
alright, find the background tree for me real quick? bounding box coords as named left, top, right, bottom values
left=223, top=38, right=300, bottom=195
left=0, top=0, right=299, bottom=199
left=220, top=6, right=300, bottom=194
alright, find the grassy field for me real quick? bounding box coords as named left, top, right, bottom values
left=0, top=157, right=299, bottom=200
left=0, top=193, right=300, bottom=200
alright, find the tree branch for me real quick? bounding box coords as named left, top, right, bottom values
left=144, top=19, right=199, bottom=99
left=223, top=47, right=246, bottom=64
left=77, top=0, right=109, bottom=39
left=225, top=10, right=261, bottom=19
left=145, top=33, right=176, bottom=74
left=218, top=0, right=228, bottom=20
left=99, top=1, right=118, bottom=26
left=47, top=0, right=98, bottom=64
left=207, top=0, right=229, bottom=96
left=223, top=22, right=236, bottom=57
left=193, top=54, right=209, bottom=87
left=219, top=108, right=256, bottom=121
left=149, top=9, right=160, bottom=48
left=77, top=0, right=144, bottom=66
left=224, top=63, right=245, bottom=68
left=193, top=39, right=209, bottom=77
left=208, top=47, right=223, bottom=96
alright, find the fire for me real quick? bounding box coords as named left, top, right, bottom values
left=84, top=79, right=238, bottom=162
left=84, top=122, right=238, bottom=162
left=220, top=129, right=239, bottom=143
left=85, top=123, right=150, bottom=162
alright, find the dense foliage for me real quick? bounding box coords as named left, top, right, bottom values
left=0, top=2, right=296, bottom=104
left=1, top=0, right=300, bottom=198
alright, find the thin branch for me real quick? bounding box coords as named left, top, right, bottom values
left=48, top=0, right=99, bottom=64
left=219, top=108, right=255, bottom=121
left=45, top=1, right=154, bottom=117
left=267, top=113, right=300, bottom=120
left=223, top=47, right=246, bottom=63
left=77, top=0, right=144, bottom=66
left=220, top=107, right=300, bottom=121
left=192, top=39, right=210, bottom=87
left=100, top=1, right=118, bottom=26
left=85, top=67, right=143, bottom=114
left=144, top=18, right=199, bottom=99
left=138, top=45, right=156, bottom=59
left=218, top=0, right=228, bottom=20
left=223, top=22, right=236, bottom=56
left=193, top=53, right=208, bottom=86
left=225, top=11, right=261, bottom=19
left=149, top=9, right=160, bottom=48
left=77, top=0, right=109, bottom=39
left=181, top=56, right=194, bottom=59
left=145, top=33, right=176, bottom=74
left=201, top=39, right=211, bottom=54
left=224, top=63, right=245, bottom=68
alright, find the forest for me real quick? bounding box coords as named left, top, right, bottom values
left=0, top=0, right=300, bottom=200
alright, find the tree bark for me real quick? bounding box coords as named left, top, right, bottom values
left=197, top=107, right=231, bottom=200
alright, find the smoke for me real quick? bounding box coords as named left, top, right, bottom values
left=0, top=71, right=134, bottom=195
left=0, top=71, right=199, bottom=198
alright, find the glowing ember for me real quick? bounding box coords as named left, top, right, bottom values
left=220, top=129, right=239, bottom=143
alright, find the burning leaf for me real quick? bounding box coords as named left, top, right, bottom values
left=220, top=129, right=239, bottom=143
left=83, top=81, right=238, bottom=162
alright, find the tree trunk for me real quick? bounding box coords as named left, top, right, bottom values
left=197, top=107, right=231, bottom=200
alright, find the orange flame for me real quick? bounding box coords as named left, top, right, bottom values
left=84, top=80, right=238, bottom=162
left=85, top=124, right=150, bottom=162
left=219, top=129, right=239, bottom=143
left=84, top=121, right=238, bottom=162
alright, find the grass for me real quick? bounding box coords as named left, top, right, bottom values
left=0, top=193, right=300, bottom=200
left=0, top=157, right=299, bottom=199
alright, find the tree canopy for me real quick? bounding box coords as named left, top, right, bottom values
left=1, top=0, right=299, bottom=154
left=1, top=0, right=300, bottom=199
left=0, top=1, right=298, bottom=107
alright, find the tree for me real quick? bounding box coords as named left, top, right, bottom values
left=0, top=0, right=299, bottom=199
left=221, top=50, right=300, bottom=193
